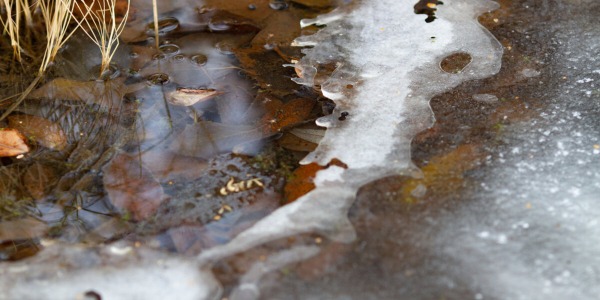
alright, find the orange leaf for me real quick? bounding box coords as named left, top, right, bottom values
left=283, top=163, right=324, bottom=204
left=260, top=97, right=315, bottom=135
left=0, top=129, right=29, bottom=157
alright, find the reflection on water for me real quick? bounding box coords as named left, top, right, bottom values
left=0, top=0, right=323, bottom=259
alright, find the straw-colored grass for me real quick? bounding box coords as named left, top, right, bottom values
left=73, top=0, right=130, bottom=77
left=152, top=0, right=158, bottom=49
left=37, top=0, right=82, bottom=75
left=0, top=0, right=82, bottom=121
left=1, top=0, right=22, bottom=61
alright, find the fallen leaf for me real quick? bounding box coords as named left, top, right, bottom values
left=290, top=126, right=325, bottom=144
left=102, top=152, right=165, bottom=221
left=167, top=88, right=223, bottom=106
left=202, top=9, right=261, bottom=33
left=8, top=114, right=67, bottom=150
left=169, top=121, right=263, bottom=159
left=140, top=148, right=208, bottom=182
left=259, top=97, right=316, bottom=135
left=250, top=12, right=301, bottom=47
left=235, top=46, right=303, bottom=98
left=22, top=162, right=60, bottom=201
left=0, top=129, right=29, bottom=157
left=29, top=78, right=136, bottom=112
left=283, top=163, right=323, bottom=203
left=203, top=0, right=277, bottom=23
left=277, top=132, right=318, bottom=152
left=0, top=218, right=48, bottom=243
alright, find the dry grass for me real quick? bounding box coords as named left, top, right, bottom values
left=1, top=0, right=23, bottom=61
left=0, top=0, right=82, bottom=121
left=37, top=0, right=82, bottom=75
left=0, top=0, right=135, bottom=120
left=73, top=0, right=130, bottom=77
left=152, top=0, right=158, bottom=49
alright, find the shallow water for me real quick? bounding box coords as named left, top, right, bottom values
left=0, top=0, right=599, bottom=299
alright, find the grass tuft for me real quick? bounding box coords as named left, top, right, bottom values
left=73, top=0, right=130, bottom=78
left=37, top=0, right=81, bottom=75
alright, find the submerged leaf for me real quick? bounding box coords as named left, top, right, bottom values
left=29, top=78, right=134, bottom=111
left=8, top=115, right=67, bottom=151
left=277, top=132, right=318, bottom=152
left=22, top=163, right=60, bottom=201
left=0, top=129, right=29, bottom=157
left=260, top=97, right=315, bottom=135
left=169, top=121, right=263, bottom=159
left=140, top=149, right=208, bottom=182
left=0, top=218, right=48, bottom=243
left=289, top=0, right=336, bottom=8
left=290, top=126, right=325, bottom=144
left=102, top=152, right=165, bottom=221
left=167, top=88, right=222, bottom=106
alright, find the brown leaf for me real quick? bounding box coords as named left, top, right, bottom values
left=277, top=132, right=318, bottom=152
left=235, top=46, right=302, bottom=98
left=289, top=0, right=336, bottom=8
left=250, top=12, right=301, bottom=47
left=0, top=218, right=48, bottom=243
left=0, top=129, right=29, bottom=157
left=22, top=162, right=60, bottom=201
left=29, top=78, right=131, bottom=111
left=102, top=152, right=165, bottom=221
left=8, top=114, right=67, bottom=151
left=167, top=88, right=222, bottom=106
left=260, top=97, right=316, bottom=135
left=203, top=0, right=277, bottom=23
left=202, top=9, right=261, bottom=33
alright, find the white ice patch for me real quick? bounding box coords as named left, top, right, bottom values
left=198, top=0, right=503, bottom=297
left=0, top=242, right=220, bottom=300
left=294, top=0, right=503, bottom=173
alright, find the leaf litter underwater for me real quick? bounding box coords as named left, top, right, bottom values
left=1, top=0, right=600, bottom=299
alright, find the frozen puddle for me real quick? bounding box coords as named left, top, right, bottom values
left=1, top=0, right=508, bottom=299
left=200, top=0, right=503, bottom=296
